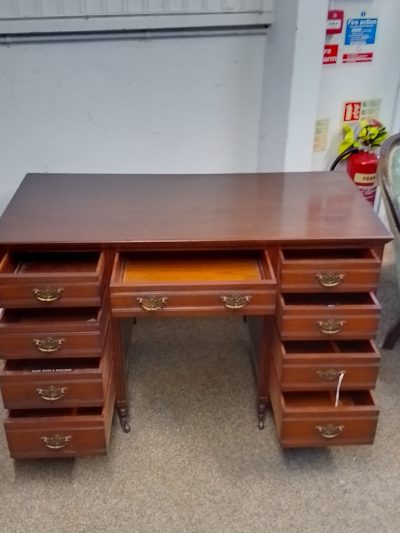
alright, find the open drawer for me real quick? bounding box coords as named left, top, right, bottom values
left=269, top=366, right=379, bottom=447
left=4, top=362, right=115, bottom=459
left=0, top=307, right=108, bottom=359
left=110, top=251, right=276, bottom=317
left=271, top=326, right=380, bottom=390
left=0, top=329, right=112, bottom=409
left=277, top=292, right=380, bottom=340
left=278, top=247, right=381, bottom=292
left=0, top=251, right=105, bottom=307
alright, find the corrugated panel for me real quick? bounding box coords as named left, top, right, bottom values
left=0, top=0, right=273, bottom=33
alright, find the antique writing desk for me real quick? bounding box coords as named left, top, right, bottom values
left=0, top=172, right=391, bottom=457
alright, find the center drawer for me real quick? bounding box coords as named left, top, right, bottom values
left=0, top=251, right=105, bottom=307
left=277, top=292, right=380, bottom=340
left=110, top=251, right=276, bottom=316
left=0, top=307, right=108, bottom=358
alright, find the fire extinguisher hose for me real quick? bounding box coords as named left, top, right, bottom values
left=329, top=147, right=360, bottom=171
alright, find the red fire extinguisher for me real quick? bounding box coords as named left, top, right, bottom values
left=346, top=150, right=378, bottom=205
left=330, top=147, right=378, bottom=205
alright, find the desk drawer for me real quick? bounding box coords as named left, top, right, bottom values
left=0, top=252, right=105, bottom=307
left=0, top=307, right=107, bottom=358
left=277, top=293, right=380, bottom=340
left=278, top=248, right=380, bottom=292
left=269, top=366, right=379, bottom=447
left=271, top=328, right=380, bottom=390
left=110, top=251, right=276, bottom=316
left=0, top=342, right=111, bottom=409
left=4, top=363, right=115, bottom=459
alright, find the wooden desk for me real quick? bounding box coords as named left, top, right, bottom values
left=0, top=172, right=391, bottom=457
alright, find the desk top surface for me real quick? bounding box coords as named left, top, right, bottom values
left=0, top=172, right=391, bottom=247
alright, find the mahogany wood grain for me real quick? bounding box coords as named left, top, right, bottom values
left=0, top=173, right=391, bottom=247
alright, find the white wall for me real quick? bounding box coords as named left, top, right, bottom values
left=312, top=0, right=400, bottom=170
left=0, top=34, right=265, bottom=212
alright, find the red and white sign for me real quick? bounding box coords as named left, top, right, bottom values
left=323, top=44, right=339, bottom=65
left=343, top=52, right=373, bottom=63
left=343, top=101, right=361, bottom=122
left=326, top=10, right=344, bottom=34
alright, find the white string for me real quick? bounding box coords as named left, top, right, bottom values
left=335, top=371, right=346, bottom=407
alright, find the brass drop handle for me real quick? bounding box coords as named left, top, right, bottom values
left=137, top=296, right=168, bottom=312
left=36, top=385, right=67, bottom=401
left=41, top=434, right=71, bottom=450
left=316, top=319, right=345, bottom=335
left=33, top=336, right=65, bottom=353
left=221, top=295, right=251, bottom=310
left=315, top=272, right=345, bottom=288
left=33, top=287, right=63, bottom=302
left=316, top=369, right=345, bottom=381
left=316, top=424, right=344, bottom=439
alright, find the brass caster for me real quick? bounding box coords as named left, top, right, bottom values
left=258, top=419, right=265, bottom=430
left=120, top=417, right=131, bottom=433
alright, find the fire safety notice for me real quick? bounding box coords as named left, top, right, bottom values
left=343, top=16, right=378, bottom=64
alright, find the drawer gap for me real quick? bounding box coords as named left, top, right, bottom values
left=0, top=307, right=101, bottom=325
left=4, top=252, right=100, bottom=275
left=282, top=293, right=375, bottom=306
left=281, top=248, right=375, bottom=261
left=8, top=406, right=103, bottom=418
left=3, top=358, right=100, bottom=372
left=283, top=339, right=376, bottom=355
left=284, top=390, right=375, bottom=409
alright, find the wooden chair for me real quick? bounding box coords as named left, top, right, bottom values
left=377, top=133, right=400, bottom=348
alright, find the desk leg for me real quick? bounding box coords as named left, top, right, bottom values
left=112, top=317, right=131, bottom=433
left=247, top=315, right=272, bottom=430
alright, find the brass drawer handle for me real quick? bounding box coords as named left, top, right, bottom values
left=32, top=287, right=63, bottom=302
left=316, top=369, right=345, bottom=381
left=316, top=424, right=344, bottom=439
left=137, top=296, right=168, bottom=312
left=221, top=295, right=251, bottom=310
left=33, top=336, right=65, bottom=353
left=316, top=319, right=345, bottom=335
left=36, top=385, right=67, bottom=401
left=41, top=434, right=71, bottom=450
left=315, top=272, right=345, bottom=288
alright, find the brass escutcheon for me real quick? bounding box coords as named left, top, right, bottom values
left=316, top=424, right=344, bottom=439
left=33, top=336, right=65, bottom=353
left=316, top=369, right=345, bottom=381
left=41, top=434, right=71, bottom=450
left=137, top=296, right=168, bottom=312
left=315, top=272, right=345, bottom=288
left=36, top=385, right=67, bottom=401
left=32, top=287, right=63, bottom=302
left=316, top=319, right=345, bottom=335
left=220, top=294, right=251, bottom=310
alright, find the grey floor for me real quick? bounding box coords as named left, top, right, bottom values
left=0, top=247, right=399, bottom=533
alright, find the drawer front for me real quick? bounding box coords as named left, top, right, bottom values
left=111, top=290, right=275, bottom=317
left=0, top=343, right=111, bottom=409
left=277, top=293, right=380, bottom=340
left=110, top=250, right=276, bottom=316
left=0, top=252, right=105, bottom=308
left=278, top=315, right=380, bottom=340
left=279, top=248, right=381, bottom=292
left=272, top=334, right=380, bottom=390
left=269, top=366, right=379, bottom=447
left=4, top=365, right=115, bottom=459
left=0, top=308, right=108, bottom=358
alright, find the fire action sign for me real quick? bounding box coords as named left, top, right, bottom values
left=343, top=16, right=378, bottom=63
